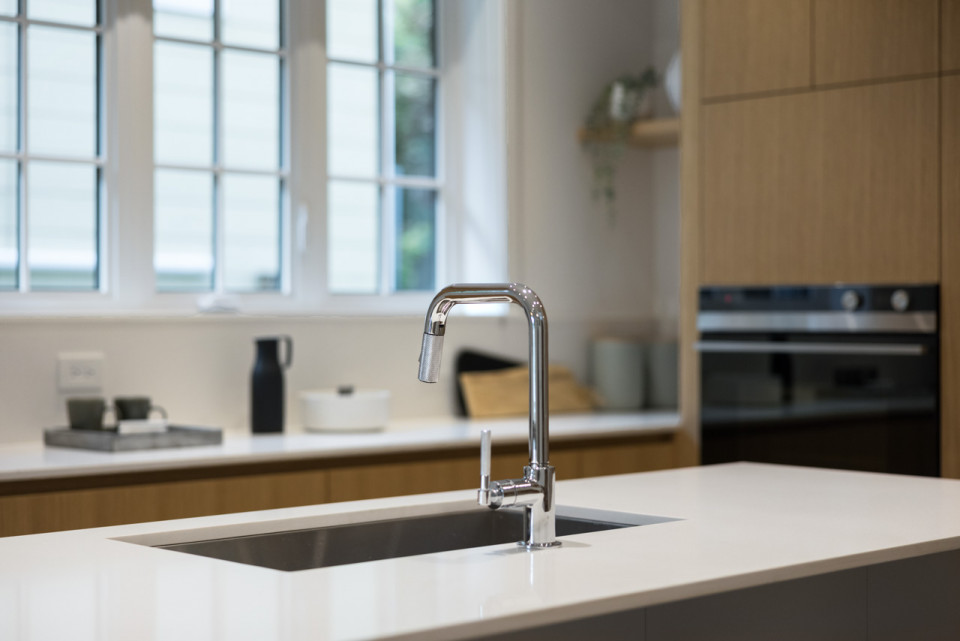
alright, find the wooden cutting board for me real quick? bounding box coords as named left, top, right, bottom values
left=458, top=365, right=596, bottom=418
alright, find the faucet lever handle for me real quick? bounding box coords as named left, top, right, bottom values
left=480, top=429, right=491, bottom=483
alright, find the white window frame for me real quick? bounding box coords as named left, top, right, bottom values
left=151, top=0, right=290, bottom=304
left=325, top=0, right=444, bottom=299
left=0, top=0, right=509, bottom=318
left=0, top=2, right=107, bottom=305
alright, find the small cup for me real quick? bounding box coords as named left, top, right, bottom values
left=114, top=396, right=168, bottom=421
left=67, top=397, right=115, bottom=431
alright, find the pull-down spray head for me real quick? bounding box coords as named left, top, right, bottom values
left=418, top=333, right=444, bottom=383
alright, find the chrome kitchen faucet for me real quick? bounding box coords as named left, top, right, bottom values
left=418, top=283, right=559, bottom=548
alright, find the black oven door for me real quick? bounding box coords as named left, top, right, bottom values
left=699, top=333, right=939, bottom=476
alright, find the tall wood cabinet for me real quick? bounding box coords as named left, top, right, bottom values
left=943, top=77, right=960, bottom=476
left=679, top=0, right=960, bottom=475
left=813, top=0, right=939, bottom=84
left=702, top=0, right=941, bottom=98
left=701, top=0, right=811, bottom=99
left=702, top=78, right=938, bottom=285
left=943, top=0, right=960, bottom=70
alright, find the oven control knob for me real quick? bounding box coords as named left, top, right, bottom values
left=841, top=290, right=861, bottom=311
left=891, top=289, right=910, bottom=312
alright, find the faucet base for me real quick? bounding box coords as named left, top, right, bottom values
left=517, top=540, right=562, bottom=550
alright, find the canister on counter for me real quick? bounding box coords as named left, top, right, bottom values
left=591, top=337, right=644, bottom=410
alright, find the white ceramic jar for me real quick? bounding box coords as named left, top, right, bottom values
left=299, top=388, right=391, bottom=432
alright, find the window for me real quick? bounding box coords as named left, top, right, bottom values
left=152, top=0, right=285, bottom=293
left=0, top=0, right=102, bottom=292
left=0, top=0, right=508, bottom=316
left=325, top=0, right=440, bottom=295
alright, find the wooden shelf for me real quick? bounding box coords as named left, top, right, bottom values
left=578, top=116, right=680, bottom=148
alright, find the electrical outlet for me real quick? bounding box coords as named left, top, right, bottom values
left=58, top=352, right=104, bottom=392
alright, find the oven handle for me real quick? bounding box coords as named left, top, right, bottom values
left=694, top=340, right=927, bottom=356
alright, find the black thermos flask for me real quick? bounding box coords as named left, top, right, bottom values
left=251, top=336, right=293, bottom=433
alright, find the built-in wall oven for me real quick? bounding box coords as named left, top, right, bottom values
left=698, top=285, right=939, bottom=477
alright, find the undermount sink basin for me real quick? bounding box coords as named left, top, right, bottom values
left=151, top=507, right=675, bottom=572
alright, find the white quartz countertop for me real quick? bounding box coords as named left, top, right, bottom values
left=0, top=411, right=679, bottom=483
left=3, top=462, right=960, bottom=640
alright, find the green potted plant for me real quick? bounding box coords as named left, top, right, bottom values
left=583, top=68, right=658, bottom=221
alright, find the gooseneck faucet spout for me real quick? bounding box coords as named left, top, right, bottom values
left=418, top=283, right=559, bottom=548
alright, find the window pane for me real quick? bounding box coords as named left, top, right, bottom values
left=222, top=0, right=279, bottom=50
left=393, top=0, right=435, bottom=68
left=327, top=63, right=378, bottom=177
left=328, top=180, right=378, bottom=294
left=394, top=72, right=435, bottom=177
left=154, top=0, right=214, bottom=41
left=327, top=0, right=377, bottom=64
left=0, top=22, right=16, bottom=153
left=0, top=159, right=15, bottom=289
left=29, top=0, right=96, bottom=27
left=28, top=162, right=97, bottom=291
left=395, top=187, right=435, bottom=291
left=155, top=169, right=213, bottom=292
left=27, top=26, right=96, bottom=158
left=0, top=0, right=15, bottom=16
left=223, top=174, right=280, bottom=292
left=222, top=50, right=279, bottom=170
left=154, top=41, right=213, bottom=166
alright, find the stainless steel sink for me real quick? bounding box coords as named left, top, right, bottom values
left=154, top=507, right=671, bottom=572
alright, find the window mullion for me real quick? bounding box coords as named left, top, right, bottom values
left=109, top=0, right=154, bottom=306
left=213, top=170, right=225, bottom=294
left=95, top=8, right=105, bottom=292
left=380, top=68, right=396, bottom=294
left=17, top=162, right=28, bottom=292
left=213, top=85, right=225, bottom=293
left=288, top=0, right=324, bottom=306
left=17, top=12, right=27, bottom=292
left=379, top=0, right=396, bottom=295
left=212, top=0, right=224, bottom=294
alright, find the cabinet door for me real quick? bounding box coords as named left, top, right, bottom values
left=943, top=76, right=960, bottom=478
left=945, top=0, right=960, bottom=71
left=814, top=0, right=939, bottom=85
left=577, top=438, right=677, bottom=478
left=702, top=91, right=819, bottom=283
left=702, top=79, right=938, bottom=285
left=0, top=469, right=331, bottom=537
left=815, top=79, right=938, bottom=282
left=702, top=0, right=811, bottom=100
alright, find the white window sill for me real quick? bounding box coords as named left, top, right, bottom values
left=0, top=292, right=512, bottom=321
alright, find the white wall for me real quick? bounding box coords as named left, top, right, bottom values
left=511, top=0, right=680, bottom=330
left=513, top=0, right=652, bottom=321
left=0, top=0, right=680, bottom=444
left=651, top=0, right=682, bottom=332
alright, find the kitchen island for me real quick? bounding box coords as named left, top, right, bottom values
left=2, top=462, right=959, bottom=640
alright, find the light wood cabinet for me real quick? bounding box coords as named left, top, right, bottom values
left=813, top=0, right=939, bottom=85
left=702, top=78, right=938, bottom=285
left=702, top=90, right=819, bottom=284
left=945, top=0, right=960, bottom=71
left=702, top=0, right=811, bottom=100
left=0, top=434, right=677, bottom=537
left=578, top=436, right=679, bottom=478
left=0, top=469, right=331, bottom=537
left=683, top=0, right=958, bottom=475
left=943, top=76, right=960, bottom=477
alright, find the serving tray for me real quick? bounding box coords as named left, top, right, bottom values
left=44, top=425, right=222, bottom=452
